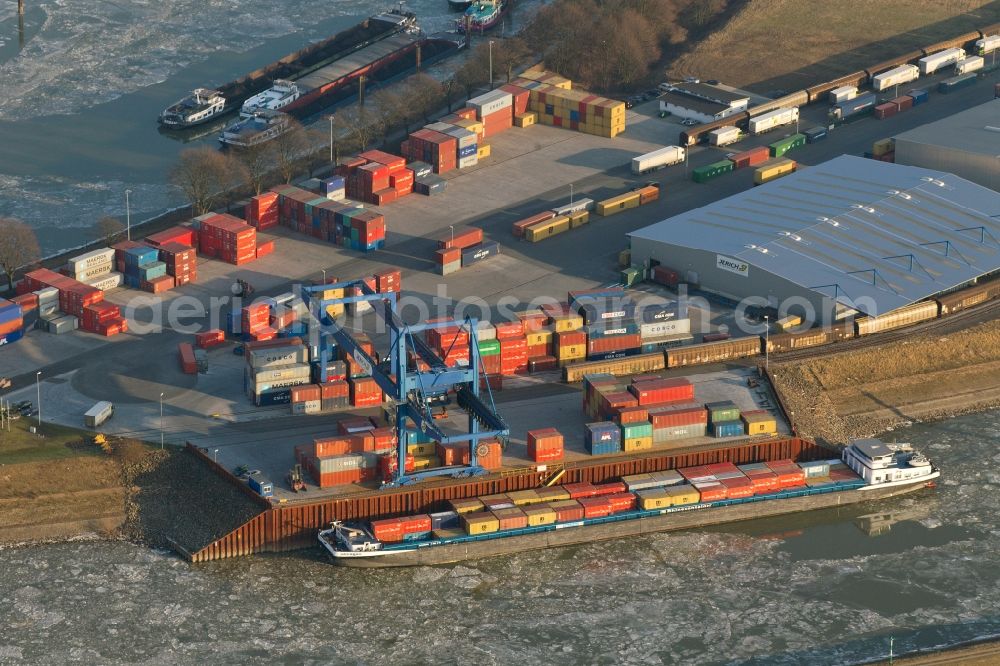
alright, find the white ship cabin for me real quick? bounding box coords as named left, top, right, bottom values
left=843, top=439, right=935, bottom=485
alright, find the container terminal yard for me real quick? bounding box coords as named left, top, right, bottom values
left=2, top=19, right=1000, bottom=572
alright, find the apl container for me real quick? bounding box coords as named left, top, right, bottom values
left=585, top=422, right=622, bottom=455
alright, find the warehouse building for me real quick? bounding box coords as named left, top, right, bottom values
left=659, top=83, right=749, bottom=124
left=893, top=99, right=1000, bottom=192
left=628, top=155, right=1000, bottom=324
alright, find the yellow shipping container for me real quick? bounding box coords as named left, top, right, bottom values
left=325, top=303, right=345, bottom=317
left=453, top=118, right=484, bottom=137
left=536, top=487, right=571, bottom=502
left=526, top=330, right=553, bottom=347
left=568, top=210, right=589, bottom=228
left=872, top=138, right=894, bottom=156
left=463, top=513, right=500, bottom=535
left=506, top=489, right=545, bottom=506
left=523, top=506, right=558, bottom=526
left=449, top=498, right=485, bottom=514
left=557, top=343, right=586, bottom=360
left=623, top=436, right=653, bottom=452
left=667, top=485, right=701, bottom=506
left=551, top=314, right=584, bottom=332
left=742, top=413, right=778, bottom=436
left=526, top=215, right=570, bottom=242
left=407, top=442, right=435, bottom=456
left=776, top=314, right=802, bottom=331
left=596, top=192, right=640, bottom=216
left=754, top=158, right=797, bottom=185
left=638, top=488, right=672, bottom=510
left=618, top=249, right=631, bottom=268
left=477, top=144, right=491, bottom=159
left=412, top=454, right=440, bottom=470
left=433, top=527, right=465, bottom=539
left=514, top=112, right=536, bottom=127
left=480, top=493, right=510, bottom=503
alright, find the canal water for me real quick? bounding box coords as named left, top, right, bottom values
left=0, top=0, right=539, bottom=256
left=3, top=410, right=999, bottom=664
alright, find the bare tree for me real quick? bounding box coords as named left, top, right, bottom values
left=455, top=50, right=490, bottom=98
left=220, top=153, right=250, bottom=212
left=0, top=217, right=41, bottom=292
left=94, top=216, right=125, bottom=245
left=407, top=73, right=445, bottom=123
left=271, top=119, right=311, bottom=184
left=169, top=147, right=241, bottom=216
left=493, top=37, right=531, bottom=84
left=233, top=142, right=271, bottom=195
left=370, top=89, right=403, bottom=143
left=334, top=106, right=379, bottom=152
left=441, top=77, right=464, bottom=113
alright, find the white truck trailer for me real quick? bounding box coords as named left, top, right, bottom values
left=631, top=146, right=686, bottom=174
left=84, top=401, right=114, bottom=428
left=872, top=64, right=919, bottom=92
left=748, top=107, right=799, bottom=135
left=918, top=48, right=965, bottom=74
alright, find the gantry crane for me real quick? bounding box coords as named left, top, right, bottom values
left=299, top=279, right=508, bottom=488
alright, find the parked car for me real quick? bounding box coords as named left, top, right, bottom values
left=680, top=118, right=699, bottom=126
left=706, top=79, right=720, bottom=85
left=643, top=89, right=660, bottom=99
left=625, top=99, right=635, bottom=109
left=684, top=76, right=700, bottom=83
left=658, top=82, right=674, bottom=93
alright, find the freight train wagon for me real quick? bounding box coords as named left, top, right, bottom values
left=562, top=352, right=666, bottom=383
left=854, top=301, right=938, bottom=336
left=934, top=279, right=1000, bottom=315
left=765, top=323, right=855, bottom=353
left=665, top=337, right=761, bottom=368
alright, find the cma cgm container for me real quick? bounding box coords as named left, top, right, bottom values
left=692, top=159, right=734, bottom=183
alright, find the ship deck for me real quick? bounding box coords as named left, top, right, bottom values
left=297, top=33, right=419, bottom=92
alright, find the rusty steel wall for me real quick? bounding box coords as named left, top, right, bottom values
left=189, top=437, right=826, bottom=561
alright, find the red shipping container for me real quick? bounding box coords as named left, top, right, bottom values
left=291, top=384, right=322, bottom=403
left=555, top=330, right=587, bottom=348
left=551, top=500, right=585, bottom=522
left=562, top=482, right=600, bottom=499
left=493, top=507, right=528, bottom=530
left=477, top=439, right=504, bottom=470
left=874, top=102, right=897, bottom=119
left=495, top=322, right=525, bottom=340
left=588, top=334, right=641, bottom=354
left=719, top=476, right=754, bottom=498
left=891, top=95, right=913, bottom=112
left=651, top=265, right=680, bottom=287
left=374, top=268, right=401, bottom=293
left=605, top=492, right=638, bottom=513
left=400, top=515, right=432, bottom=534
left=512, top=211, right=555, bottom=237
left=630, top=377, right=694, bottom=405
left=527, top=428, right=564, bottom=462
left=694, top=482, right=727, bottom=502
left=615, top=406, right=649, bottom=424
left=527, top=355, right=557, bottom=372
left=146, top=226, right=196, bottom=248
left=592, top=482, right=628, bottom=496
left=436, top=442, right=470, bottom=466
left=729, top=146, right=770, bottom=169
left=648, top=403, right=708, bottom=428
left=455, top=107, right=478, bottom=121
left=256, top=240, right=275, bottom=258
left=437, top=226, right=483, bottom=250
left=370, top=518, right=404, bottom=542
left=178, top=343, right=197, bottom=374
left=577, top=496, right=613, bottom=518
left=499, top=84, right=530, bottom=115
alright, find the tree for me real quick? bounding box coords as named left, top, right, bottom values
left=94, top=216, right=125, bottom=245
left=402, top=73, right=445, bottom=123
left=493, top=37, right=531, bottom=84
left=169, top=147, right=240, bottom=216
left=233, top=142, right=270, bottom=196
left=271, top=118, right=311, bottom=184
left=0, top=217, right=41, bottom=292
left=441, top=77, right=464, bottom=113
left=455, top=51, right=490, bottom=98
left=334, top=105, right=379, bottom=152
left=370, top=89, right=403, bottom=143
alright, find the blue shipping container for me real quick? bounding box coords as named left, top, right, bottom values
left=584, top=321, right=640, bottom=339
left=713, top=420, right=745, bottom=438
left=0, top=329, right=24, bottom=346
left=587, top=347, right=642, bottom=362
left=585, top=422, right=622, bottom=455
left=639, top=305, right=678, bottom=323
left=906, top=89, right=928, bottom=105
left=124, top=274, right=141, bottom=289
left=0, top=304, right=22, bottom=324
left=461, top=241, right=500, bottom=267
left=247, top=475, right=273, bottom=497
left=124, top=246, right=159, bottom=267
left=323, top=176, right=345, bottom=194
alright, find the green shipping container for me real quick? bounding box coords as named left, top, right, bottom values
left=769, top=133, right=806, bottom=158
left=621, top=422, right=653, bottom=439
left=621, top=266, right=642, bottom=287
left=479, top=339, right=501, bottom=356
left=704, top=400, right=740, bottom=423
left=692, top=160, right=735, bottom=183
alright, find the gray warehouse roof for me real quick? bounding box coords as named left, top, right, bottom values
left=893, top=99, right=1000, bottom=158
left=629, top=155, right=1000, bottom=315
left=672, top=82, right=748, bottom=106
left=660, top=91, right=730, bottom=116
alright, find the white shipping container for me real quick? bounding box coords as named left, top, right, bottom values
left=424, top=122, right=454, bottom=134
left=552, top=198, right=594, bottom=216
left=249, top=346, right=309, bottom=368
left=248, top=363, right=311, bottom=384
left=748, top=107, right=799, bottom=134
left=631, top=146, right=686, bottom=174
left=976, top=35, right=1000, bottom=55
left=442, top=126, right=477, bottom=149
left=641, top=319, right=692, bottom=339
left=475, top=321, right=496, bottom=341
left=955, top=55, right=984, bottom=75
left=68, top=248, right=115, bottom=271
left=918, top=47, right=965, bottom=74
left=34, top=287, right=59, bottom=303
left=458, top=154, right=479, bottom=169
left=468, top=90, right=513, bottom=117
left=86, top=272, right=124, bottom=292
left=872, top=64, right=919, bottom=91
left=829, top=86, right=857, bottom=104
left=72, top=261, right=114, bottom=282
left=84, top=401, right=114, bottom=427
left=708, top=126, right=741, bottom=146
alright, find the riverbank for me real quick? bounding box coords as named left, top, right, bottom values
left=771, top=320, right=1000, bottom=444
left=870, top=637, right=1000, bottom=665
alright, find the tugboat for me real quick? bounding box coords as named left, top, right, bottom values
left=218, top=109, right=291, bottom=148
left=448, top=0, right=473, bottom=10
left=159, top=88, right=226, bottom=128
left=457, top=0, right=507, bottom=33
left=240, top=80, right=302, bottom=119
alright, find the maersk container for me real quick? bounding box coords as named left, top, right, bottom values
left=830, top=92, right=876, bottom=120
left=748, top=107, right=799, bottom=135
left=692, top=159, right=735, bottom=183
left=919, top=47, right=965, bottom=74
left=712, top=420, right=745, bottom=438
left=769, top=133, right=806, bottom=157
left=707, top=126, right=741, bottom=146
left=631, top=146, right=685, bottom=174
left=871, top=64, right=919, bottom=91
left=955, top=55, right=984, bottom=75
left=585, top=422, right=622, bottom=455
left=938, top=73, right=977, bottom=93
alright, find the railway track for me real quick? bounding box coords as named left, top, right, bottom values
left=771, top=298, right=1000, bottom=365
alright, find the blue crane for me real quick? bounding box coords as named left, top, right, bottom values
left=298, top=278, right=509, bottom=488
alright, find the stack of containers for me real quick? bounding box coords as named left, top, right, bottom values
left=467, top=90, right=513, bottom=138
left=496, top=322, right=528, bottom=375
left=22, top=268, right=104, bottom=321
left=243, top=339, right=310, bottom=406
left=145, top=226, right=196, bottom=249
left=271, top=184, right=386, bottom=251
left=478, top=336, right=502, bottom=380
left=0, top=299, right=24, bottom=345
left=737, top=463, right=781, bottom=494
left=157, top=242, right=198, bottom=286
left=648, top=403, right=709, bottom=443
left=197, top=213, right=257, bottom=265
left=519, top=79, right=626, bottom=138
left=441, top=125, right=479, bottom=169
left=374, top=268, right=401, bottom=294
left=403, top=129, right=458, bottom=174
left=65, top=249, right=118, bottom=292
left=123, top=245, right=172, bottom=293
left=241, top=302, right=274, bottom=341
left=705, top=400, right=743, bottom=437
left=585, top=422, right=621, bottom=455
left=764, top=459, right=807, bottom=488
left=426, top=324, right=470, bottom=367
left=526, top=428, right=564, bottom=463
left=357, top=150, right=413, bottom=204
left=406, top=160, right=446, bottom=196
left=245, top=191, right=280, bottom=229
left=81, top=302, right=127, bottom=336
left=369, top=515, right=433, bottom=542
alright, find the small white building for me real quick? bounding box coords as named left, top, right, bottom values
left=659, top=82, right=749, bottom=124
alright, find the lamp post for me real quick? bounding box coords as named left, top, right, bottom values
left=764, top=315, right=770, bottom=373
left=125, top=189, right=132, bottom=241
left=488, top=40, right=495, bottom=90
left=322, top=269, right=327, bottom=284
left=569, top=184, right=574, bottom=205
left=449, top=225, right=455, bottom=244
left=159, top=392, right=164, bottom=449
left=35, top=371, right=41, bottom=428
left=214, top=448, right=219, bottom=463
left=328, top=115, right=336, bottom=164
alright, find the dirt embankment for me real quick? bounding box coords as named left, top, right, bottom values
left=1, top=441, right=263, bottom=555
left=669, top=0, right=998, bottom=93
left=772, top=320, right=1000, bottom=444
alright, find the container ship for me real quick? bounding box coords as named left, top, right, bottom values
left=159, top=10, right=461, bottom=128
left=318, top=439, right=939, bottom=567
